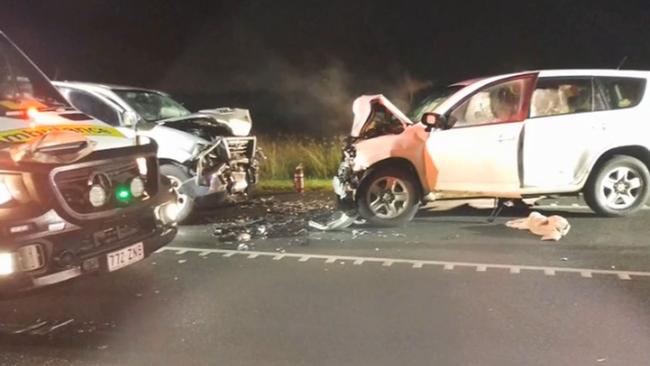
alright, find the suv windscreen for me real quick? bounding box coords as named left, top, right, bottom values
left=409, top=86, right=462, bottom=122
left=113, top=90, right=191, bottom=122
left=0, top=34, right=69, bottom=112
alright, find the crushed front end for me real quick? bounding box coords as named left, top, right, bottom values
left=191, top=135, right=263, bottom=203
left=0, top=141, right=178, bottom=293
left=333, top=137, right=363, bottom=209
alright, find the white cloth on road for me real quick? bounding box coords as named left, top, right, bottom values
left=505, top=211, right=571, bottom=241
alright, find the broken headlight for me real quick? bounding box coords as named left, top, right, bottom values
left=227, top=118, right=252, bottom=136
left=0, top=174, right=32, bottom=206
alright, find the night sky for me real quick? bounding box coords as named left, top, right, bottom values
left=2, top=0, right=650, bottom=134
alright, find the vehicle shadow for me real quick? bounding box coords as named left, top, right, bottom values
left=416, top=204, right=598, bottom=220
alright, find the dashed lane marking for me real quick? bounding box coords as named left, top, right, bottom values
left=531, top=204, right=650, bottom=211
left=159, top=246, right=650, bottom=281
left=618, top=273, right=632, bottom=280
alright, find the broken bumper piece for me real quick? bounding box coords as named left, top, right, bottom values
left=308, top=211, right=360, bottom=231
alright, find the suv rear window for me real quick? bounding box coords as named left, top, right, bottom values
left=596, top=77, right=646, bottom=111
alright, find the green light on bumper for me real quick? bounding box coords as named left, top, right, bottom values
left=114, top=185, right=132, bottom=203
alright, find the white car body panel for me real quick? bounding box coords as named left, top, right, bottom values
left=127, top=124, right=208, bottom=164
left=426, top=121, right=522, bottom=193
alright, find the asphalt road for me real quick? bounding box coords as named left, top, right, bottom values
left=2, top=195, right=650, bottom=365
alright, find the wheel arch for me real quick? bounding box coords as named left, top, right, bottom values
left=358, top=157, right=425, bottom=201
left=585, top=145, right=650, bottom=187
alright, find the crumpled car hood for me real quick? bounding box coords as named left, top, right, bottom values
left=158, top=107, right=253, bottom=137
left=351, top=95, right=413, bottom=137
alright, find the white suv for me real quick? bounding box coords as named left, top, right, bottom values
left=335, top=70, right=650, bottom=226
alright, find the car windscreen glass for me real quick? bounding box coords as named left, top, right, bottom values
left=409, top=86, right=462, bottom=122
left=0, top=35, right=69, bottom=112
left=113, top=90, right=191, bottom=121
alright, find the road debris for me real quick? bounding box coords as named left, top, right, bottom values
left=505, top=212, right=571, bottom=241
left=309, top=211, right=359, bottom=231
left=211, top=193, right=368, bottom=249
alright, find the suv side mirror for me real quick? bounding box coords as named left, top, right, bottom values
left=420, top=112, right=446, bottom=131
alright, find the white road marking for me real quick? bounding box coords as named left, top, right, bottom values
left=325, top=257, right=338, bottom=264
left=175, top=249, right=188, bottom=255
left=198, top=251, right=210, bottom=257
left=476, top=265, right=487, bottom=272
left=158, top=246, right=650, bottom=281
left=382, top=261, right=394, bottom=267
left=618, top=273, right=632, bottom=280
left=534, top=204, right=650, bottom=211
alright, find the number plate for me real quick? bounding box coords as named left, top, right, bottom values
left=107, top=242, right=144, bottom=272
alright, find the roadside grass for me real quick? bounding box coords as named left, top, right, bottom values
left=258, top=135, right=342, bottom=181
left=257, top=178, right=333, bottom=192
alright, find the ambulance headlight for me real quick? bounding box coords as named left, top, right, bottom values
left=0, top=252, right=15, bottom=276
left=88, top=185, right=108, bottom=207
left=0, top=181, right=11, bottom=205
left=130, top=177, right=145, bottom=198
left=0, top=174, right=32, bottom=206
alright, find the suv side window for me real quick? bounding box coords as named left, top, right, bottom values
left=449, top=76, right=533, bottom=128
left=530, top=78, right=593, bottom=118
left=67, top=90, right=121, bottom=126
left=595, top=77, right=646, bottom=110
